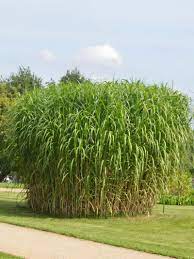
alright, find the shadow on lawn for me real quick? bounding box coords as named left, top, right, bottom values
left=0, top=195, right=109, bottom=220
left=0, top=196, right=55, bottom=220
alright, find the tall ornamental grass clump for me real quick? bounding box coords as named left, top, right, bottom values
left=8, top=81, right=193, bottom=217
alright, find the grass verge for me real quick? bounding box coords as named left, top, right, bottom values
left=0, top=191, right=194, bottom=258
left=0, top=251, right=22, bottom=259
left=0, top=183, right=24, bottom=189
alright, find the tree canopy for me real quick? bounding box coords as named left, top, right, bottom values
left=0, top=67, right=42, bottom=181
left=0, top=66, right=42, bottom=95
left=60, top=68, right=87, bottom=84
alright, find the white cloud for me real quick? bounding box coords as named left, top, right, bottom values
left=74, top=44, right=122, bottom=67
left=39, top=49, right=56, bottom=63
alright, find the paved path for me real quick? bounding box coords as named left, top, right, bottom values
left=0, top=223, right=170, bottom=259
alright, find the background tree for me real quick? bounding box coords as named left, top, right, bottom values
left=0, top=84, right=14, bottom=181
left=1, top=66, right=42, bottom=95
left=60, top=68, right=87, bottom=84
left=0, top=67, right=42, bottom=181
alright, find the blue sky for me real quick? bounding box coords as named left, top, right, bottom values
left=0, top=0, right=194, bottom=101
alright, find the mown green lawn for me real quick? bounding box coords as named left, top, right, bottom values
left=0, top=252, right=22, bottom=259
left=0, top=183, right=24, bottom=189
left=0, top=191, right=194, bottom=259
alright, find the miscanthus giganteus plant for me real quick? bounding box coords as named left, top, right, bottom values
left=8, top=81, right=193, bottom=217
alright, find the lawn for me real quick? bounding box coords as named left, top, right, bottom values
left=0, top=251, right=22, bottom=259
left=0, top=183, right=24, bottom=189
left=0, top=191, right=194, bottom=259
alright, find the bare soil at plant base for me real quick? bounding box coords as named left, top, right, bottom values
left=0, top=223, right=170, bottom=259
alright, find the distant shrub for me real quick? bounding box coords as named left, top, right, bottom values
left=168, top=171, right=192, bottom=196
left=159, top=171, right=194, bottom=205
left=160, top=193, right=194, bottom=206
